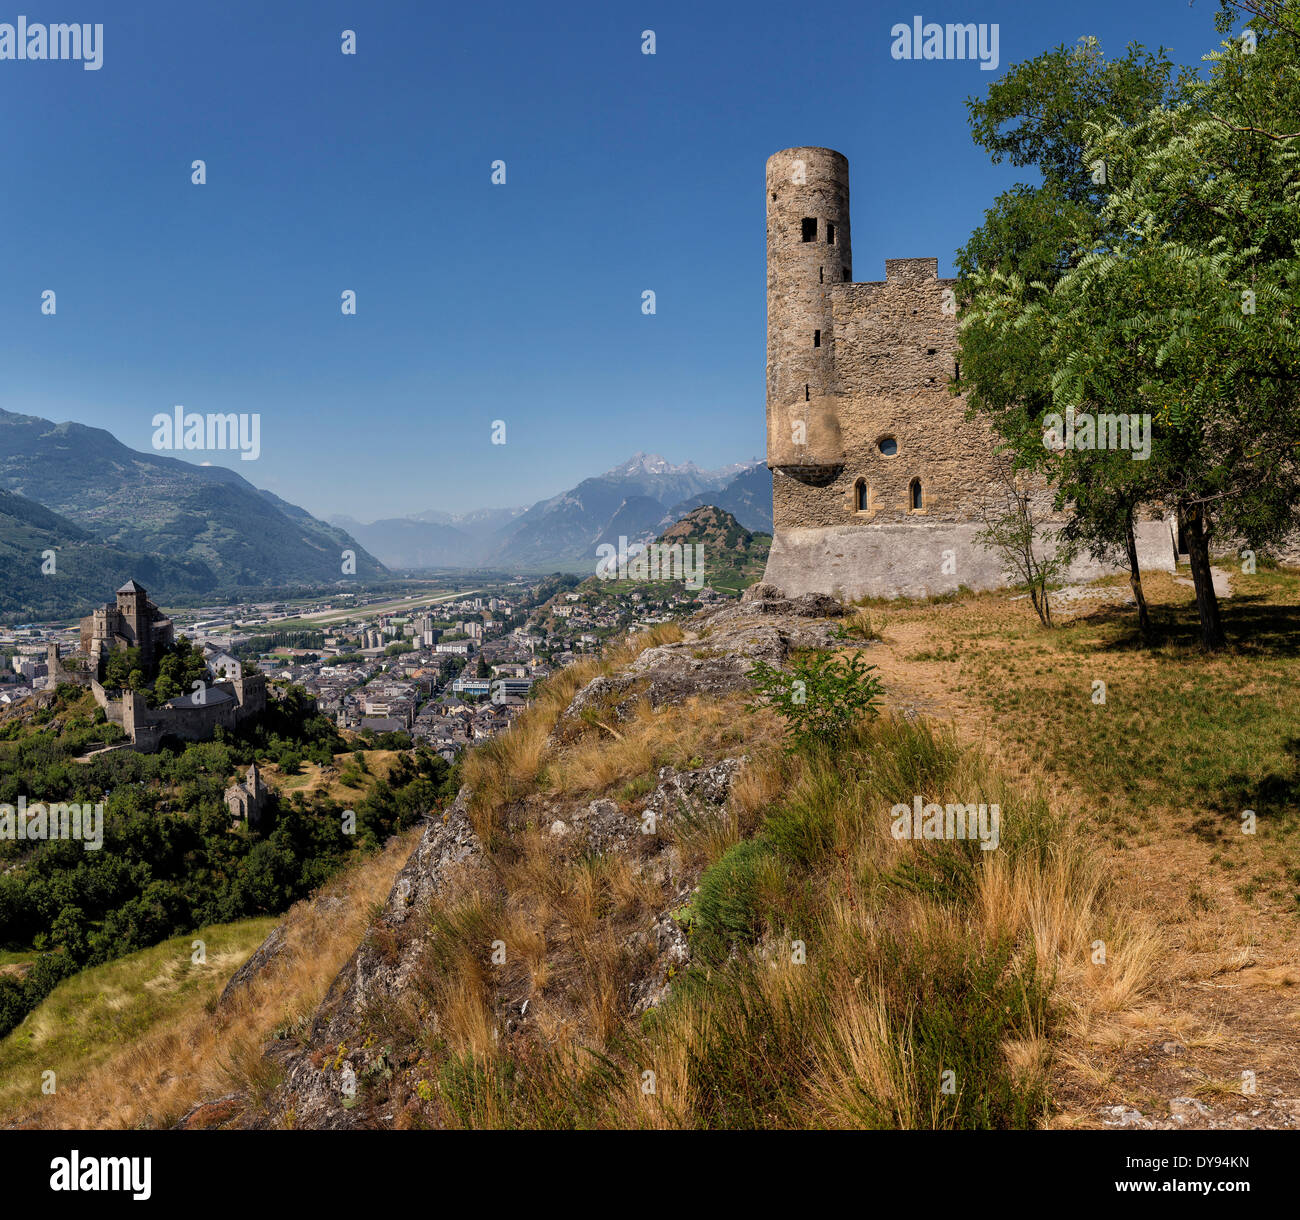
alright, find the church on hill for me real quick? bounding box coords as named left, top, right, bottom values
left=225, top=764, right=270, bottom=829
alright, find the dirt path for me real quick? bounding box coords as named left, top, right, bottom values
left=860, top=595, right=1300, bottom=1130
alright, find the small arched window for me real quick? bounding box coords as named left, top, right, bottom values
left=855, top=479, right=868, bottom=512
left=909, top=478, right=923, bottom=511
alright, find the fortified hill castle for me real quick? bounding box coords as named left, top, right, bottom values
left=760, top=146, right=1175, bottom=599
left=47, top=579, right=267, bottom=751
left=82, top=578, right=175, bottom=674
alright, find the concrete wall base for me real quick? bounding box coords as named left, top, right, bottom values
left=762, top=519, right=1176, bottom=601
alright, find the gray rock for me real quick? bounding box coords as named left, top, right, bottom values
left=254, top=786, right=486, bottom=1129
left=217, top=924, right=288, bottom=1010
left=1169, top=1096, right=1212, bottom=1119
left=563, top=594, right=848, bottom=720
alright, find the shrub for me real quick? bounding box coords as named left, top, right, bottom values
left=692, top=839, right=791, bottom=963
left=747, top=650, right=883, bottom=752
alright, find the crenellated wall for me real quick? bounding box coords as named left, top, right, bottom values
left=761, top=148, right=1178, bottom=600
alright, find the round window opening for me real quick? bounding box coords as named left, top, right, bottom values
left=878, top=437, right=899, bottom=456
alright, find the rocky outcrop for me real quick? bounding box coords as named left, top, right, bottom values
left=245, top=755, right=748, bottom=1130
left=213, top=593, right=844, bottom=1130
left=253, top=791, right=487, bottom=1129
left=563, top=587, right=847, bottom=722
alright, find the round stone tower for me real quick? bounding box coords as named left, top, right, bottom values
left=765, top=146, right=850, bottom=483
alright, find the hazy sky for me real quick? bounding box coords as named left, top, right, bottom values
left=0, top=0, right=1221, bottom=520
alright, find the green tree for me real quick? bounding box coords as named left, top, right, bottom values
left=959, top=12, right=1300, bottom=648
left=956, top=36, right=1176, bottom=640
left=1045, top=5, right=1300, bottom=647
left=102, top=646, right=143, bottom=691
left=747, top=651, right=883, bottom=753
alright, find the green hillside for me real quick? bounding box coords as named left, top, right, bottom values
left=657, top=505, right=771, bottom=594
left=0, top=408, right=387, bottom=593
left=0, top=917, right=276, bottom=1120
left=0, top=488, right=214, bottom=620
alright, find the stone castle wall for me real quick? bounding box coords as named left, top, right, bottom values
left=99, top=673, right=267, bottom=751
left=772, top=259, right=1006, bottom=532
left=761, top=146, right=1176, bottom=600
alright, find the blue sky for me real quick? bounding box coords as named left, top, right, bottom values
left=0, top=0, right=1225, bottom=520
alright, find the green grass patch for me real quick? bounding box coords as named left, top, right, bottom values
left=0, top=916, right=275, bottom=1120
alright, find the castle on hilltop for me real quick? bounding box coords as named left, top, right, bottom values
left=760, top=146, right=1174, bottom=599
left=82, top=579, right=174, bottom=674
left=49, top=578, right=267, bottom=751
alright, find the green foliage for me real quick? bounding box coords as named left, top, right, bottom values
left=152, top=636, right=209, bottom=705
left=0, top=687, right=458, bottom=1039
left=0, top=490, right=214, bottom=622
left=657, top=714, right=1053, bottom=1129
left=868, top=931, right=1051, bottom=1129
left=234, top=631, right=326, bottom=662
left=962, top=36, right=1175, bottom=207
left=101, top=646, right=142, bottom=691
left=691, top=839, right=790, bottom=963
left=747, top=650, right=883, bottom=752
left=958, top=15, right=1300, bottom=646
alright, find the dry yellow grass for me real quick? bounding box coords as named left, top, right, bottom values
left=8, top=830, right=419, bottom=1130
left=858, top=569, right=1300, bottom=1124
left=259, top=748, right=405, bottom=802
left=543, top=694, right=759, bottom=799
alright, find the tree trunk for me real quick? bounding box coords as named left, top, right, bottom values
left=1124, top=508, right=1152, bottom=641
left=1180, top=503, right=1226, bottom=650
left=1026, top=550, right=1052, bottom=627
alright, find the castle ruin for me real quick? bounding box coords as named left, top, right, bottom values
left=224, top=763, right=270, bottom=829
left=760, top=146, right=1175, bottom=599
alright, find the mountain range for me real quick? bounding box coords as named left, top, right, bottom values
left=0, top=402, right=774, bottom=617
left=332, top=453, right=773, bottom=571
left=0, top=488, right=215, bottom=621
left=0, top=407, right=386, bottom=615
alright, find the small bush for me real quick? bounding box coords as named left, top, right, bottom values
left=837, top=608, right=881, bottom=642
left=747, top=651, right=883, bottom=752
left=692, top=839, right=789, bottom=963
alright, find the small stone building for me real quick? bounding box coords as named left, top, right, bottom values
left=225, top=764, right=269, bottom=829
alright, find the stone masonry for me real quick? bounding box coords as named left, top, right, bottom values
left=761, top=146, right=1174, bottom=599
